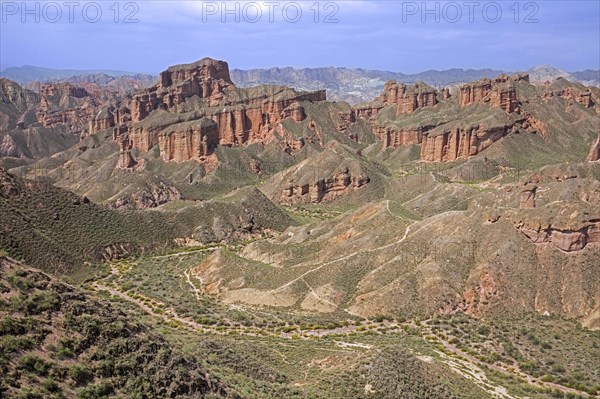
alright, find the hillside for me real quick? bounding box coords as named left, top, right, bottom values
left=0, top=256, right=232, bottom=398
left=0, top=166, right=293, bottom=276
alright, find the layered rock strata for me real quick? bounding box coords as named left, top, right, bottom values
left=281, top=167, right=370, bottom=204
left=459, top=74, right=521, bottom=113
left=354, top=81, right=438, bottom=119
left=113, top=58, right=326, bottom=164
left=420, top=124, right=512, bottom=162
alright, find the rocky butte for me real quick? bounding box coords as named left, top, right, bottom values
left=355, top=80, right=438, bottom=119
left=458, top=74, right=525, bottom=113
left=109, top=58, right=326, bottom=164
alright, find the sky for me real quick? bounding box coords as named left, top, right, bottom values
left=0, top=0, right=599, bottom=73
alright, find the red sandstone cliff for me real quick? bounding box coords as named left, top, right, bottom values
left=158, top=118, right=218, bottom=163
left=113, top=58, right=326, bottom=164
left=459, top=74, right=523, bottom=113
left=373, top=126, right=423, bottom=148
left=355, top=81, right=438, bottom=119
left=35, top=82, right=126, bottom=137
left=420, top=124, right=512, bottom=162
left=281, top=166, right=370, bottom=204
left=36, top=83, right=98, bottom=135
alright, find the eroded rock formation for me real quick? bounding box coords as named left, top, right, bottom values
left=542, top=85, right=596, bottom=109
left=113, top=58, right=326, bottom=164
left=459, top=74, right=521, bottom=113
left=36, top=83, right=97, bottom=134
left=354, top=81, right=438, bottom=119
left=35, top=82, right=123, bottom=137
left=420, top=124, right=512, bottom=162
left=158, top=118, right=218, bottom=162
left=518, top=221, right=600, bottom=252
left=394, top=82, right=438, bottom=115
left=116, top=135, right=136, bottom=169
left=373, top=125, right=423, bottom=148
left=281, top=167, right=370, bottom=204
left=130, top=58, right=234, bottom=122
left=589, top=133, right=600, bottom=162
left=520, top=182, right=538, bottom=209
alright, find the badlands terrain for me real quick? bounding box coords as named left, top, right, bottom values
left=1, top=57, right=599, bottom=398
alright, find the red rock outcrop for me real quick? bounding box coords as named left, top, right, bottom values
left=130, top=58, right=234, bottom=122
left=158, top=118, right=218, bottom=162
left=521, top=114, right=549, bottom=137
left=396, top=82, right=438, bottom=115
left=588, top=133, right=600, bottom=162
left=542, top=86, right=595, bottom=109
left=518, top=221, right=600, bottom=252
left=335, top=109, right=356, bottom=132
left=520, top=182, right=538, bottom=209
left=35, top=83, right=122, bottom=136
left=378, top=81, right=438, bottom=115
left=577, top=91, right=594, bottom=108
left=380, top=80, right=405, bottom=105
left=114, top=126, right=137, bottom=169
left=36, top=83, right=96, bottom=134
left=459, top=74, right=520, bottom=113
left=373, top=125, right=423, bottom=148
left=281, top=167, right=370, bottom=204
left=420, top=124, right=511, bottom=162
left=355, top=81, right=438, bottom=119
left=114, top=58, right=326, bottom=164
left=282, top=102, right=306, bottom=122
left=355, top=105, right=382, bottom=119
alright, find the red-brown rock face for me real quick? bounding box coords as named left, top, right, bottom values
left=130, top=58, right=234, bottom=122
left=459, top=74, right=520, bottom=113
left=542, top=86, right=596, bottom=109
left=36, top=83, right=97, bottom=134
left=355, top=81, right=438, bottom=119
left=520, top=182, right=538, bottom=209
left=373, top=126, right=423, bottom=148
left=114, top=126, right=136, bottom=169
left=355, top=105, right=382, bottom=119
left=158, top=118, right=218, bottom=162
left=114, top=58, right=326, bottom=164
left=396, top=82, right=438, bottom=115
left=420, top=124, right=510, bottom=162
left=518, top=221, right=600, bottom=252
left=281, top=167, right=370, bottom=204
left=588, top=133, right=600, bottom=162
left=379, top=81, right=438, bottom=115
left=35, top=83, right=121, bottom=136
left=282, top=102, right=306, bottom=122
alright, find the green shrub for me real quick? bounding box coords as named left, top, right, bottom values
left=541, top=374, right=555, bottom=382
left=18, top=354, right=50, bottom=376
left=69, top=366, right=93, bottom=386
left=78, top=381, right=113, bottom=399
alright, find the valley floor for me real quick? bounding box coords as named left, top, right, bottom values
left=82, top=244, right=599, bottom=399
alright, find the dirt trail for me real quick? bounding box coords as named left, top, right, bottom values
left=92, top=257, right=592, bottom=399
left=422, top=323, right=592, bottom=398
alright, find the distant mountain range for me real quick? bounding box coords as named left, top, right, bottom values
left=229, top=67, right=512, bottom=103
left=2, top=64, right=598, bottom=103
left=230, top=65, right=599, bottom=103
left=0, top=65, right=140, bottom=83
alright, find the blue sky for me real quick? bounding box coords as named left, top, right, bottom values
left=1, top=1, right=599, bottom=73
